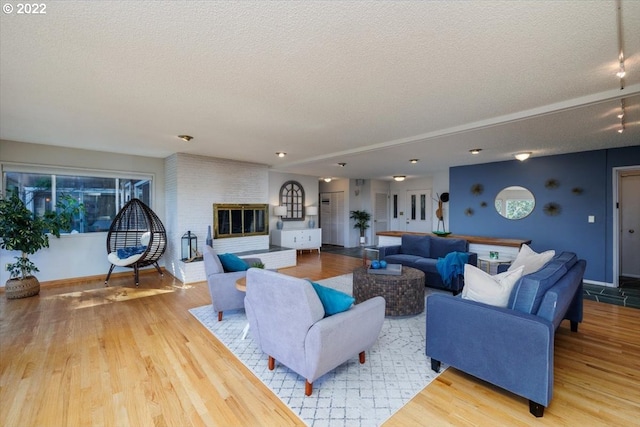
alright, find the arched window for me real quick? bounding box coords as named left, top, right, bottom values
left=279, top=180, right=305, bottom=221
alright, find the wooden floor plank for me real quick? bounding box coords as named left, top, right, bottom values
left=1, top=252, right=638, bottom=426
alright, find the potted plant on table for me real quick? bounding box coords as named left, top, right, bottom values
left=0, top=191, right=83, bottom=299
left=350, top=210, right=371, bottom=245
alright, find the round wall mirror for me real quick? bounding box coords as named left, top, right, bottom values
left=495, top=186, right=535, bottom=220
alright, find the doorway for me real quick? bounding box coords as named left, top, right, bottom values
left=405, top=190, right=432, bottom=233
left=613, top=167, right=640, bottom=287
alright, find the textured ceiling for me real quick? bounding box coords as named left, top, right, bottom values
left=1, top=1, right=639, bottom=180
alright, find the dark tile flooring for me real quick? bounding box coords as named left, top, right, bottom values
left=583, top=277, right=640, bottom=309
left=322, top=245, right=640, bottom=310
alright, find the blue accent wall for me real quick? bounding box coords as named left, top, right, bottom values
left=450, top=146, right=640, bottom=284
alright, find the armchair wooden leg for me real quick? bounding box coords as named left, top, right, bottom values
left=305, top=380, right=313, bottom=396
left=359, top=351, right=366, bottom=364
left=268, top=356, right=275, bottom=371
left=218, top=311, right=223, bottom=321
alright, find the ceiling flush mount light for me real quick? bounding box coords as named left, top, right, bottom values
left=323, top=177, right=332, bottom=183
left=276, top=152, right=286, bottom=158
left=514, top=152, right=532, bottom=161
left=338, top=162, right=346, bottom=167
left=469, top=148, right=482, bottom=155
left=178, top=135, right=193, bottom=142
left=409, top=159, right=419, bottom=164
left=393, top=175, right=406, bottom=182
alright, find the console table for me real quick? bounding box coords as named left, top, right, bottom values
left=271, top=228, right=322, bottom=254
left=377, top=231, right=530, bottom=262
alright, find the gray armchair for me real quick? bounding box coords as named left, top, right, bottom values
left=203, top=245, right=261, bottom=321
left=244, top=268, right=385, bottom=395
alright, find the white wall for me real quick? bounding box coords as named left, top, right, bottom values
left=165, top=153, right=269, bottom=283
left=0, top=140, right=165, bottom=285
left=268, top=171, right=320, bottom=231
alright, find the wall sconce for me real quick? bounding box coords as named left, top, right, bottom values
left=514, top=152, right=531, bottom=161
left=274, top=206, right=287, bottom=230
left=393, top=176, right=406, bottom=182
left=306, top=206, right=318, bottom=228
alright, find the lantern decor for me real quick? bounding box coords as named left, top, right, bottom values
left=181, top=231, right=201, bottom=262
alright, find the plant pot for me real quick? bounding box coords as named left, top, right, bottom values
left=5, top=276, right=40, bottom=299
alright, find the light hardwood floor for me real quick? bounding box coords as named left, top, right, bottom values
left=1, top=252, right=639, bottom=426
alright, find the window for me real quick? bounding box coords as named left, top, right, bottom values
left=214, top=204, right=269, bottom=238
left=3, top=167, right=153, bottom=233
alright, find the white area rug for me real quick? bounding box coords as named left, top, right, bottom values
left=189, top=274, right=446, bottom=427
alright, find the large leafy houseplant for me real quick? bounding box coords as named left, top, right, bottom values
left=349, top=210, right=371, bottom=243
left=0, top=191, right=82, bottom=298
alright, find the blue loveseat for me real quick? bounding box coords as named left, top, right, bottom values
left=378, top=234, right=477, bottom=294
left=426, top=251, right=586, bottom=417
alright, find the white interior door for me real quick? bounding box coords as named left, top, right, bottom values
left=620, top=173, right=640, bottom=278
left=405, top=190, right=432, bottom=233
left=374, top=192, right=388, bottom=245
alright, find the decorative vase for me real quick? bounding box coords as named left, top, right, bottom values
left=206, top=225, right=213, bottom=247
left=308, top=219, right=315, bottom=228
left=5, top=276, right=40, bottom=299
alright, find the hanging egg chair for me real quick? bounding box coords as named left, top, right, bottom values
left=105, top=198, right=167, bottom=286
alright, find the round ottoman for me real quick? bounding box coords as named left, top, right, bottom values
left=352, top=266, right=425, bottom=316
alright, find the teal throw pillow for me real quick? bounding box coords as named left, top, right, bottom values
left=309, top=281, right=355, bottom=316
left=218, top=253, right=250, bottom=272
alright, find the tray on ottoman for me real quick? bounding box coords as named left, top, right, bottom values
left=368, top=263, right=402, bottom=275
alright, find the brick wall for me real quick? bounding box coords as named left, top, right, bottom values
left=165, top=153, right=269, bottom=283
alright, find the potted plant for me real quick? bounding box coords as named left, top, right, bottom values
left=350, top=210, right=371, bottom=245
left=0, top=191, right=82, bottom=299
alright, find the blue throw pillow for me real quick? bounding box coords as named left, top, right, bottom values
left=116, top=245, right=147, bottom=259
left=218, top=253, right=250, bottom=272
left=309, top=281, right=355, bottom=316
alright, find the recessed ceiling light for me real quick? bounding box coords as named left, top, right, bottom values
left=276, top=152, right=286, bottom=158
left=178, top=135, right=193, bottom=142
left=409, top=159, right=419, bottom=164
left=514, top=152, right=532, bottom=161
left=338, top=162, right=347, bottom=167
left=393, top=175, right=406, bottom=182
left=469, top=148, right=482, bottom=155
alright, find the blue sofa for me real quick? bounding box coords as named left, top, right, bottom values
left=426, top=251, right=586, bottom=417
left=378, top=234, right=477, bottom=294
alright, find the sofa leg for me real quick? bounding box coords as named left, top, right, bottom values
left=305, top=380, right=313, bottom=396
left=570, top=320, right=578, bottom=332
left=359, top=351, right=365, bottom=364
left=431, top=359, right=441, bottom=373
left=268, top=356, right=275, bottom=370
left=218, top=311, right=223, bottom=322
left=529, top=400, right=545, bottom=417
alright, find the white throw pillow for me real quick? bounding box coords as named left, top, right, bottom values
left=507, top=244, right=555, bottom=275
left=462, top=264, right=525, bottom=308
